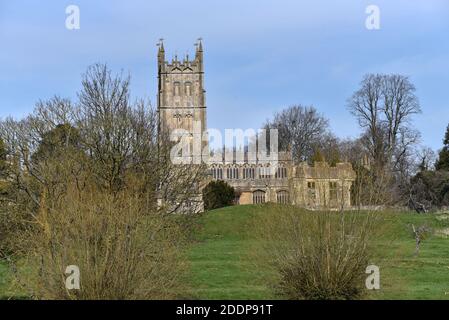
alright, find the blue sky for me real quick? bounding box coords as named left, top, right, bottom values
left=0, top=0, right=448, bottom=150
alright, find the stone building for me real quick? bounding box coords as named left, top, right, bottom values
left=157, top=40, right=356, bottom=210
left=209, top=154, right=355, bottom=209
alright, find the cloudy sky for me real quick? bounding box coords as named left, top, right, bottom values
left=0, top=0, right=448, bottom=150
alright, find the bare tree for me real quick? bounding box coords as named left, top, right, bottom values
left=416, top=146, right=436, bottom=172
left=392, top=127, right=420, bottom=182
left=265, top=105, right=329, bottom=163
left=311, top=132, right=341, bottom=166
left=75, top=64, right=134, bottom=192
left=348, top=74, right=421, bottom=169
left=348, top=74, right=421, bottom=204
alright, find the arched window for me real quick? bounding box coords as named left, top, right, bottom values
left=275, top=167, right=287, bottom=179
left=217, top=168, right=223, bottom=179
left=212, top=167, right=223, bottom=180
left=173, top=112, right=182, bottom=122
left=259, top=166, right=271, bottom=179
left=226, top=167, right=239, bottom=180
left=173, top=82, right=181, bottom=96
left=253, top=190, right=266, bottom=204
left=277, top=190, right=289, bottom=204
left=185, top=82, right=192, bottom=96
left=243, top=167, right=255, bottom=179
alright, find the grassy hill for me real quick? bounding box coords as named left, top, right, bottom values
left=186, top=205, right=449, bottom=300
left=2, top=204, right=449, bottom=299
left=186, top=205, right=276, bottom=299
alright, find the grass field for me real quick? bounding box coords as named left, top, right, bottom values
left=2, top=204, right=449, bottom=299
left=186, top=205, right=449, bottom=300
left=0, top=259, right=15, bottom=299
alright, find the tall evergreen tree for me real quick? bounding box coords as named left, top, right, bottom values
left=31, top=123, right=81, bottom=165
left=436, top=124, right=449, bottom=171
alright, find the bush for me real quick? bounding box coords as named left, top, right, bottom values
left=14, top=179, right=186, bottom=299
left=202, top=180, right=235, bottom=211
left=409, top=170, right=449, bottom=211
left=253, top=205, right=376, bottom=300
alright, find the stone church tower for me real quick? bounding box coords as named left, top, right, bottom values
left=157, top=39, right=208, bottom=162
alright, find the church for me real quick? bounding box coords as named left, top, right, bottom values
left=157, top=40, right=356, bottom=211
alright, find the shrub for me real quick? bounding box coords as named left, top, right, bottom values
left=14, top=180, right=186, bottom=300
left=253, top=205, right=376, bottom=300
left=409, top=170, right=449, bottom=211
left=202, top=180, right=235, bottom=211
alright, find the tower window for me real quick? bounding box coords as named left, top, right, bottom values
left=173, top=82, right=181, bottom=96
left=185, top=82, right=192, bottom=96
left=173, top=112, right=182, bottom=121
